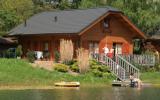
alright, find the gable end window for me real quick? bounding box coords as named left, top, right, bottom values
left=103, top=18, right=110, bottom=29
left=103, top=18, right=111, bottom=33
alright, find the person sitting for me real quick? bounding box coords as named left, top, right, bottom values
left=129, top=73, right=135, bottom=87
left=130, top=73, right=142, bottom=88
left=134, top=78, right=142, bottom=88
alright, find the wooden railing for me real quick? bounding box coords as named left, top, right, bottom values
left=116, top=55, right=140, bottom=79
left=120, top=54, right=156, bottom=66
left=91, top=54, right=126, bottom=81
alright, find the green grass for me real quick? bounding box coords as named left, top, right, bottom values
left=1, top=58, right=159, bottom=87
left=0, top=58, right=113, bottom=86
left=140, top=72, right=160, bottom=84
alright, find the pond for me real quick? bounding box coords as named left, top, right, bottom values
left=0, top=86, right=160, bottom=100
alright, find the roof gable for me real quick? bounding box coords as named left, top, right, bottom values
left=79, top=12, right=146, bottom=39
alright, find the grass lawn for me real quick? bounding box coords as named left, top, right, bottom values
left=140, top=72, right=160, bottom=84
left=0, top=58, right=159, bottom=88
left=0, top=58, right=113, bottom=87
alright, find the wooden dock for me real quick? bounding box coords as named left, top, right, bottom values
left=112, top=80, right=130, bottom=87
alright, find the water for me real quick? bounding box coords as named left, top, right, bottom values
left=0, top=86, right=160, bottom=100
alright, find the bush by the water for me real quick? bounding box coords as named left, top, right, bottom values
left=70, top=62, right=79, bottom=72
left=89, top=60, right=110, bottom=77
left=26, top=50, right=35, bottom=63
left=54, top=63, right=69, bottom=72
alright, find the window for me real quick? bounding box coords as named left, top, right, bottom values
left=44, top=42, right=49, bottom=51
left=103, top=18, right=109, bottom=29
left=89, top=42, right=99, bottom=54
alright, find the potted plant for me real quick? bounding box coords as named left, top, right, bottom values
left=16, top=45, right=23, bottom=59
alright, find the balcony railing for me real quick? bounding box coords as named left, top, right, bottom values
left=119, top=54, right=156, bottom=66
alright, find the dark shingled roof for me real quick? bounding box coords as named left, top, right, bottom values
left=9, top=7, right=120, bottom=35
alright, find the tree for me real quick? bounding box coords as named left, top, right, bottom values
left=59, top=0, right=71, bottom=10
left=0, top=0, right=34, bottom=21
left=0, top=10, right=20, bottom=35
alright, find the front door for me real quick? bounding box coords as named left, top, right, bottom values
left=113, top=43, right=122, bottom=55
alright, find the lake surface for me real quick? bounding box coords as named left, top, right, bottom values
left=0, top=86, right=160, bottom=100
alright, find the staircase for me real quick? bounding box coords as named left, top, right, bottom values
left=92, top=54, right=140, bottom=81
left=116, top=55, right=139, bottom=79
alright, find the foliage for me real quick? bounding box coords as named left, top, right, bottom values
left=54, top=63, right=69, bottom=72
left=59, top=0, right=71, bottom=10
left=60, top=39, right=73, bottom=64
left=89, top=60, right=110, bottom=77
left=16, top=45, right=23, bottom=57
left=0, top=10, right=20, bottom=34
left=92, top=69, right=103, bottom=77
left=54, top=50, right=60, bottom=63
left=70, top=62, right=79, bottom=72
left=90, top=59, right=100, bottom=66
left=77, top=48, right=90, bottom=74
left=0, top=0, right=33, bottom=36
left=26, top=50, right=35, bottom=63
left=0, top=0, right=34, bottom=20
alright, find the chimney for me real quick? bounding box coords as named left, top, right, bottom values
left=54, top=16, right=57, bottom=22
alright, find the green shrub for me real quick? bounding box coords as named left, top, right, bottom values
left=90, top=59, right=100, bottom=66
left=91, top=65, right=108, bottom=72
left=16, top=45, right=23, bottom=57
left=103, top=72, right=115, bottom=79
left=26, top=50, right=35, bottom=63
left=54, top=50, right=60, bottom=63
left=92, top=69, right=103, bottom=77
left=154, top=63, right=160, bottom=71
left=70, top=62, right=79, bottom=72
left=98, top=65, right=109, bottom=72
left=54, top=63, right=69, bottom=72
left=89, top=60, right=110, bottom=77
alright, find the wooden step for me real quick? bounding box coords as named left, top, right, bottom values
left=112, top=80, right=130, bottom=87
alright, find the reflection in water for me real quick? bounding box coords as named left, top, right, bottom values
left=0, top=87, right=159, bottom=100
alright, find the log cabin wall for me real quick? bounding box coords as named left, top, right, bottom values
left=19, top=34, right=79, bottom=60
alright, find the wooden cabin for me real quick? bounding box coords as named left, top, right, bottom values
left=9, top=7, right=146, bottom=60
